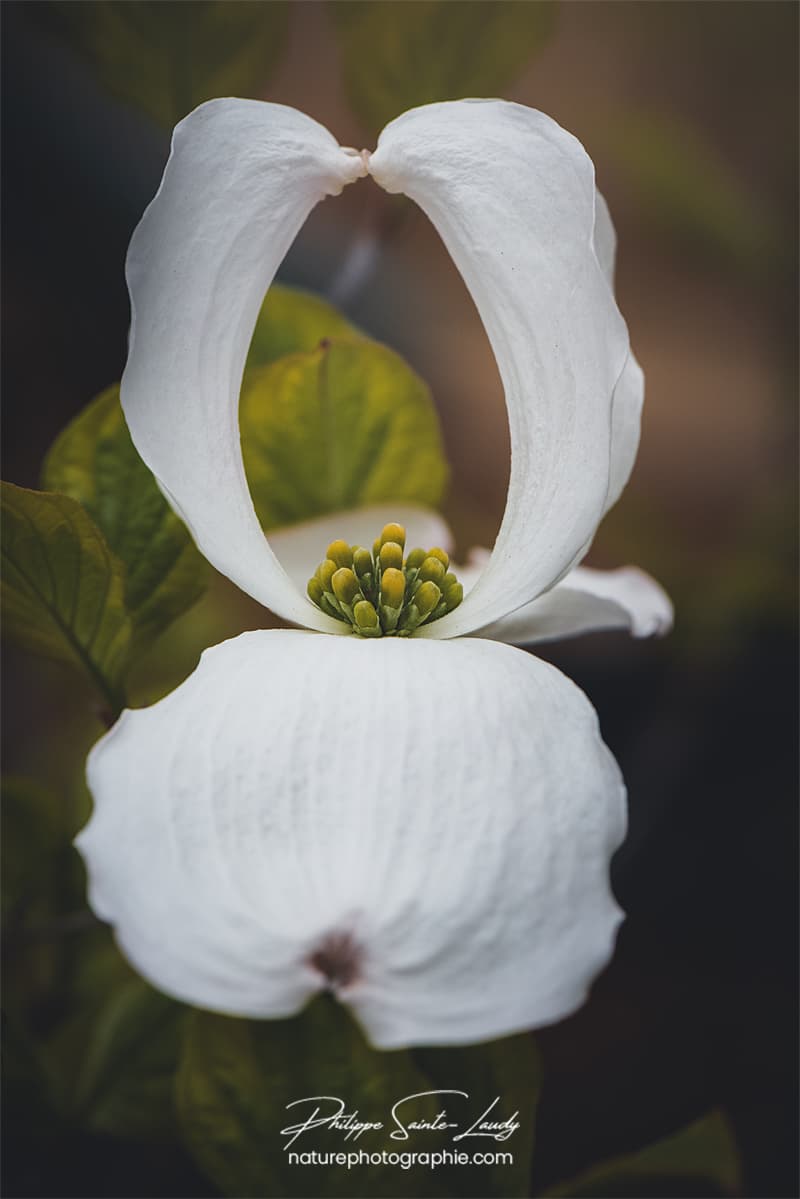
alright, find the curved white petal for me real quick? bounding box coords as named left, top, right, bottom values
left=77, top=631, right=626, bottom=1049
left=368, top=101, right=631, bottom=637
left=594, top=193, right=644, bottom=512
left=605, top=352, right=645, bottom=513
left=593, top=190, right=619, bottom=283
left=268, top=504, right=454, bottom=593
left=474, top=565, right=673, bottom=646
left=121, top=99, right=366, bottom=633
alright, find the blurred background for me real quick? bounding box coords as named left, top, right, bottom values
left=2, top=2, right=797, bottom=1197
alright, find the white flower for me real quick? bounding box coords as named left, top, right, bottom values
left=76, top=99, right=672, bottom=1050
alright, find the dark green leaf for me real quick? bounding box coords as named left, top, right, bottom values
left=70, top=978, right=185, bottom=1140
left=177, top=999, right=435, bottom=1198
left=332, top=0, right=557, bottom=134
left=412, top=1036, right=541, bottom=1198
left=46, top=0, right=290, bottom=127
left=2, top=1012, right=65, bottom=1163
left=177, top=997, right=540, bottom=1198
left=543, top=1109, right=742, bottom=1198
left=42, top=386, right=209, bottom=656
left=1, top=482, right=130, bottom=713
left=247, top=284, right=361, bottom=370
left=1, top=777, right=66, bottom=922
left=41, top=920, right=182, bottom=1143
left=45, top=928, right=138, bottom=1103
left=241, top=339, right=449, bottom=530
left=1, top=771, right=94, bottom=1032
left=1, top=775, right=81, bottom=1022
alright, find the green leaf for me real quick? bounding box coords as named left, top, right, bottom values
left=411, top=1037, right=541, bottom=1198
left=70, top=978, right=185, bottom=1140
left=177, top=997, right=540, bottom=1198
left=42, top=386, right=208, bottom=656
left=332, top=0, right=557, bottom=134
left=177, top=999, right=435, bottom=1199
left=1, top=773, right=94, bottom=1032
left=2, top=1013, right=65, bottom=1163
left=241, top=339, right=449, bottom=530
left=247, top=284, right=361, bottom=370
left=543, top=1109, right=742, bottom=1198
left=44, top=0, right=289, bottom=127
left=45, top=928, right=137, bottom=1101
left=1, top=778, right=66, bottom=922
left=1, top=482, right=130, bottom=713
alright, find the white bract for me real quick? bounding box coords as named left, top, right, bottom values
left=76, top=99, right=671, bottom=1049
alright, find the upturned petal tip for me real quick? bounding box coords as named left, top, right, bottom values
left=77, top=630, right=626, bottom=1049
left=473, top=564, right=674, bottom=646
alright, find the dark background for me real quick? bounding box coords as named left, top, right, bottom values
left=2, top=2, right=797, bottom=1197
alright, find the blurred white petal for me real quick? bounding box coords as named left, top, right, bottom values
left=369, top=101, right=630, bottom=636
left=475, top=565, right=674, bottom=645
left=121, top=99, right=365, bottom=633
left=268, top=505, right=454, bottom=593
left=77, top=630, right=626, bottom=1049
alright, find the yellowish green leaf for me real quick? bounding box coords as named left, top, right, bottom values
left=247, top=283, right=361, bottom=370
left=1, top=482, right=130, bottom=713
left=241, top=338, right=449, bottom=530
left=332, top=0, right=557, bottom=134
left=42, top=386, right=208, bottom=655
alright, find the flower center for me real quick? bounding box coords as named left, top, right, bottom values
left=306, top=522, right=463, bottom=637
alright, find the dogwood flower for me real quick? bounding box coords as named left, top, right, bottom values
left=76, top=99, right=671, bottom=1049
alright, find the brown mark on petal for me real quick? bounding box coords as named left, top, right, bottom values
left=309, top=931, right=362, bottom=991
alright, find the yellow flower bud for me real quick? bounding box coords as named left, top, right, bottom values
left=332, top=568, right=361, bottom=607
left=381, top=567, right=406, bottom=610
left=379, top=541, right=404, bottom=572
left=326, top=540, right=353, bottom=569
left=380, top=523, right=406, bottom=551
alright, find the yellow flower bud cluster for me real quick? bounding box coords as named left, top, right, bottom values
left=307, top=523, right=463, bottom=637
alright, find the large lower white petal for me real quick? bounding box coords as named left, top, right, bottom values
left=121, top=99, right=365, bottom=633
left=368, top=101, right=631, bottom=637
left=474, top=565, right=673, bottom=646
left=594, top=193, right=644, bottom=513
left=77, top=630, right=626, bottom=1049
left=268, top=504, right=454, bottom=593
